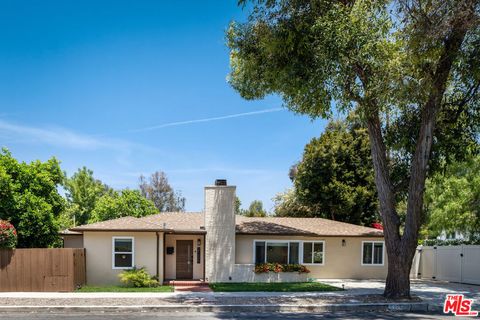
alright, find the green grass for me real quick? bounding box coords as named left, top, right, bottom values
left=209, top=282, right=342, bottom=292
left=76, top=285, right=174, bottom=292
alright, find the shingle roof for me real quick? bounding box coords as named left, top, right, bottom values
left=71, top=216, right=165, bottom=232
left=235, top=216, right=383, bottom=237
left=140, top=212, right=205, bottom=232
left=70, top=212, right=382, bottom=237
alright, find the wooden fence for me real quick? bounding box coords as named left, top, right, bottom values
left=0, top=248, right=86, bottom=292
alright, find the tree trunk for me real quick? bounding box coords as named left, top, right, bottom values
left=384, top=251, right=412, bottom=298
left=363, top=14, right=471, bottom=298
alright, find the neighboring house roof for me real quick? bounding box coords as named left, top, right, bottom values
left=70, top=212, right=383, bottom=237
left=59, top=229, right=83, bottom=235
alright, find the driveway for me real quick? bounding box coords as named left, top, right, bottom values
left=319, top=279, right=480, bottom=308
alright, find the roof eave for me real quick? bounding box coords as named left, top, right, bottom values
left=235, top=231, right=384, bottom=237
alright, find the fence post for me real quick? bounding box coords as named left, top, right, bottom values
left=460, top=244, right=464, bottom=283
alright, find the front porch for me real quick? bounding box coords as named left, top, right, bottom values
left=163, top=233, right=206, bottom=281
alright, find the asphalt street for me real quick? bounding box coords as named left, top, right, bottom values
left=0, top=311, right=451, bottom=320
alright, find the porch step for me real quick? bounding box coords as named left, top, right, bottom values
left=164, top=280, right=209, bottom=287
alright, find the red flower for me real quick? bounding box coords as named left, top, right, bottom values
left=372, top=222, right=383, bottom=230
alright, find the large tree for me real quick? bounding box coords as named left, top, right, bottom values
left=227, top=0, right=479, bottom=298
left=63, top=167, right=113, bottom=227
left=0, top=149, right=65, bottom=247
left=139, top=171, right=186, bottom=212
left=291, top=118, right=378, bottom=225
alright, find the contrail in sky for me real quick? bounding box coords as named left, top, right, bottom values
left=129, top=108, right=284, bottom=133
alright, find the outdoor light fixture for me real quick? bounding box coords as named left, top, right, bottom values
left=197, top=239, right=201, bottom=246
left=342, top=239, right=346, bottom=247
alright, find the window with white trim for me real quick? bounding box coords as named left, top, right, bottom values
left=112, top=237, right=134, bottom=269
left=362, top=241, right=384, bottom=265
left=253, top=240, right=322, bottom=265
left=303, top=241, right=324, bottom=264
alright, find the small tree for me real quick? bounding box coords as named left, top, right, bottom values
left=242, top=200, right=268, bottom=217
left=139, top=171, right=185, bottom=212
left=0, top=220, right=17, bottom=249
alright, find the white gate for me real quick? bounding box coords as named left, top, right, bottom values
left=413, top=245, right=480, bottom=285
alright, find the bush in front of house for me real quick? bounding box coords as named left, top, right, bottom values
left=421, top=236, right=480, bottom=246
left=118, top=267, right=159, bottom=287
left=0, top=220, right=17, bottom=249
left=254, top=263, right=310, bottom=274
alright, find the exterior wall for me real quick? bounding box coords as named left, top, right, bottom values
left=164, top=234, right=205, bottom=280
left=83, top=231, right=162, bottom=285
left=62, top=235, right=84, bottom=248
left=235, top=235, right=388, bottom=280
left=232, top=264, right=308, bottom=282
left=204, top=185, right=236, bottom=282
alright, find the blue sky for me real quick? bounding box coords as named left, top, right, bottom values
left=0, top=1, right=327, bottom=212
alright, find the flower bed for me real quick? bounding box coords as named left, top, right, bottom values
left=254, top=263, right=310, bottom=274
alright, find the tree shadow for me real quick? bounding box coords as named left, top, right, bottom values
left=0, top=249, right=14, bottom=270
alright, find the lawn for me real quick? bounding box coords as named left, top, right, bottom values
left=76, top=285, right=174, bottom=292
left=209, top=282, right=341, bottom=292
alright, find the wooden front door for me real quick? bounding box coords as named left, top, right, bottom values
left=176, top=240, right=193, bottom=279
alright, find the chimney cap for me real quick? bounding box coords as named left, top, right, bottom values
left=215, top=179, right=227, bottom=186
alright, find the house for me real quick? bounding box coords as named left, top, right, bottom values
left=69, top=180, right=387, bottom=285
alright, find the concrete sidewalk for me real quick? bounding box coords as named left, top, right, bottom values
left=0, top=279, right=476, bottom=314
left=318, top=279, right=480, bottom=309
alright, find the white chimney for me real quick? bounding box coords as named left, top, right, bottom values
left=204, top=179, right=236, bottom=282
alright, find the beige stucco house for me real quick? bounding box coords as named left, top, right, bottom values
left=68, top=180, right=387, bottom=285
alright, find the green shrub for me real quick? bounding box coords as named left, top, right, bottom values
left=254, top=263, right=310, bottom=274
left=0, top=220, right=17, bottom=249
left=421, top=236, right=480, bottom=246
left=118, top=267, right=159, bottom=288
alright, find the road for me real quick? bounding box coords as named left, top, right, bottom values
left=0, top=311, right=451, bottom=319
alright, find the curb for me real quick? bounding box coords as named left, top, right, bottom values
left=0, top=302, right=430, bottom=313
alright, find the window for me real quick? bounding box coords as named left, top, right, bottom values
left=253, top=240, right=319, bottom=265
left=266, top=242, right=288, bottom=264
left=362, top=241, right=384, bottom=265
left=303, top=241, right=324, bottom=264
left=289, top=242, right=300, bottom=264
left=112, top=237, right=134, bottom=269
left=255, top=241, right=266, bottom=264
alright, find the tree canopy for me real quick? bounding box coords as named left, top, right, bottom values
left=89, top=189, right=158, bottom=223
left=276, top=117, right=378, bottom=226
left=139, top=171, right=185, bottom=212
left=227, top=0, right=479, bottom=298
left=424, top=156, right=480, bottom=238
left=63, top=167, right=113, bottom=227
left=0, top=149, right=64, bottom=247
left=242, top=200, right=268, bottom=217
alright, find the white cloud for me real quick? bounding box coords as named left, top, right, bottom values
left=0, top=119, right=103, bottom=149
left=128, top=108, right=284, bottom=132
